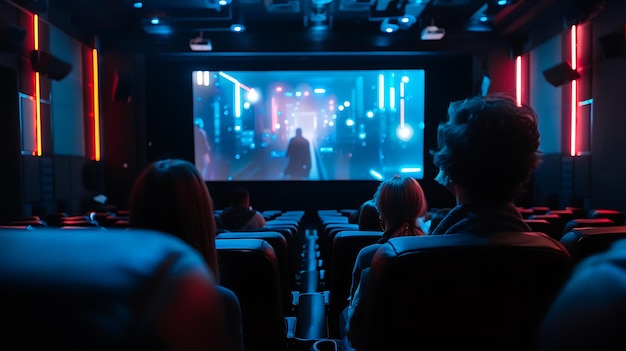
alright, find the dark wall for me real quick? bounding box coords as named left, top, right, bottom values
left=142, top=54, right=472, bottom=211
left=590, top=0, right=626, bottom=215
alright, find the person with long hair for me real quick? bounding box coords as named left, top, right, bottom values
left=129, top=159, right=243, bottom=351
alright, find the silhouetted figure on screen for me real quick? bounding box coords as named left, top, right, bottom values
left=284, top=128, right=311, bottom=179
left=194, top=118, right=211, bottom=180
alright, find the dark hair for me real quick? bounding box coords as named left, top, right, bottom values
left=357, top=199, right=380, bottom=231
left=374, top=175, right=427, bottom=237
left=129, top=159, right=219, bottom=278
left=431, top=94, right=541, bottom=205
left=228, top=187, right=250, bottom=207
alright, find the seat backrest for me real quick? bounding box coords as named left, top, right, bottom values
left=0, top=227, right=226, bottom=350
left=327, top=230, right=382, bottom=338
left=354, top=232, right=572, bottom=351
left=587, top=208, right=626, bottom=225
left=216, top=238, right=287, bottom=351
left=527, top=214, right=566, bottom=239
left=560, top=226, right=626, bottom=263
left=561, top=217, right=616, bottom=236
left=217, top=231, right=292, bottom=314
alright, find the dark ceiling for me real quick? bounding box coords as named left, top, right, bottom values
left=48, top=0, right=610, bottom=54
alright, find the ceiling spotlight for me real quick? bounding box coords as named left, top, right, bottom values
left=231, top=24, right=246, bottom=32
left=398, top=14, right=416, bottom=29
left=380, top=18, right=399, bottom=33
left=421, top=25, right=445, bottom=40
left=190, top=33, right=213, bottom=51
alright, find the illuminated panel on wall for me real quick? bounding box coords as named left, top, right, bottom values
left=33, top=14, right=42, bottom=156
left=570, top=24, right=578, bottom=157
left=92, top=48, right=101, bottom=161
left=515, top=56, right=522, bottom=107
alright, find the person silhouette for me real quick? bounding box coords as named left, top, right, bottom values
left=194, top=118, right=211, bottom=180
left=284, top=128, right=311, bottom=179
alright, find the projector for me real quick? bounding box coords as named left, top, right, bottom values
left=421, top=25, right=445, bottom=40
left=189, top=37, right=213, bottom=51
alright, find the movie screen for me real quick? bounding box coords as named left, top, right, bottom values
left=193, top=69, right=425, bottom=181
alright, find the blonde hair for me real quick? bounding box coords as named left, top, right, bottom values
left=374, top=175, right=428, bottom=238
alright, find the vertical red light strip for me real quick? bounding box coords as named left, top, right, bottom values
left=92, top=48, right=101, bottom=161
left=515, top=56, right=522, bottom=107
left=33, top=14, right=42, bottom=156
left=570, top=25, right=578, bottom=157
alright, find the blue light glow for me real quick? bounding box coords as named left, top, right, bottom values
left=133, top=2, right=143, bottom=9
left=369, top=169, right=383, bottom=181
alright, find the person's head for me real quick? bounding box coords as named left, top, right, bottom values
left=431, top=94, right=541, bottom=205
left=295, top=128, right=302, bottom=137
left=228, top=187, right=250, bottom=208
left=374, top=175, right=428, bottom=236
left=129, top=159, right=219, bottom=277
left=358, top=199, right=380, bottom=231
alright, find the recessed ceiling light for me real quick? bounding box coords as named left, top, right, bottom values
left=231, top=24, right=246, bottom=32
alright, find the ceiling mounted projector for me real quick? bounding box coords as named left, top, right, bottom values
left=421, top=25, right=445, bottom=40
left=189, top=36, right=213, bottom=51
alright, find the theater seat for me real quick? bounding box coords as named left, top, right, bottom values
left=587, top=208, right=626, bottom=225
left=327, top=230, right=382, bottom=338
left=560, top=226, right=626, bottom=263
left=350, top=232, right=572, bottom=351
left=216, top=238, right=293, bottom=351
left=561, top=217, right=616, bottom=236
left=0, top=227, right=227, bottom=350
left=217, top=231, right=293, bottom=314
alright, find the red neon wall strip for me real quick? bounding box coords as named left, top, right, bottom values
left=92, top=48, right=101, bottom=161
left=570, top=25, right=578, bottom=157
left=515, top=56, right=522, bottom=107
left=33, top=14, right=42, bottom=156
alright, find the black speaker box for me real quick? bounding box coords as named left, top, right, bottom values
left=0, top=24, right=26, bottom=53
left=599, top=29, right=626, bottom=59
left=542, top=62, right=581, bottom=87
left=112, top=71, right=133, bottom=103
left=30, top=50, right=72, bottom=81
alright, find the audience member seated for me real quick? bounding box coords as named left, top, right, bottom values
left=345, top=175, right=427, bottom=347
left=429, top=94, right=540, bottom=235
left=129, top=158, right=244, bottom=351
left=539, top=237, right=626, bottom=350
left=346, top=94, right=570, bottom=350
left=348, top=199, right=380, bottom=231
left=217, top=187, right=266, bottom=231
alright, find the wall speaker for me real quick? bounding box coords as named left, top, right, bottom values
left=599, top=27, right=626, bottom=59
left=30, top=50, right=72, bottom=81
left=0, top=23, right=26, bottom=53
left=542, top=62, right=581, bottom=87
left=112, top=71, right=133, bottom=103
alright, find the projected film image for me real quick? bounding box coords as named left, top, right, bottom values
left=192, top=69, right=425, bottom=181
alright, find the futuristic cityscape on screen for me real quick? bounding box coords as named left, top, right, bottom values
left=193, top=69, right=425, bottom=181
